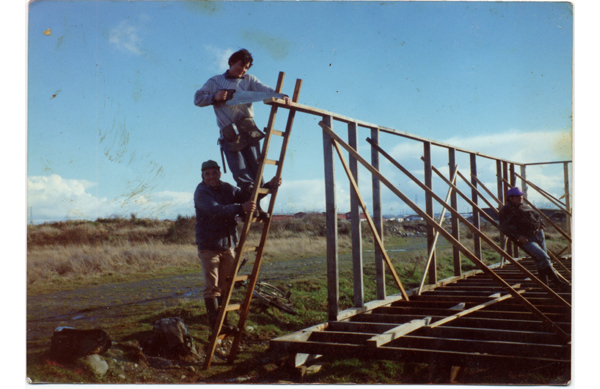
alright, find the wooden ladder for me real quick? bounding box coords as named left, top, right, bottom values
left=203, top=73, right=303, bottom=369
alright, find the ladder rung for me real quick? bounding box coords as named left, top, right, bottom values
left=263, top=158, right=279, bottom=166
left=234, top=274, right=249, bottom=282
left=225, top=303, right=241, bottom=312
left=242, top=246, right=259, bottom=253
left=271, top=129, right=285, bottom=137
left=257, top=187, right=270, bottom=195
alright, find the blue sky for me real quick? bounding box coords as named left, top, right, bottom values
left=24, top=0, right=576, bottom=223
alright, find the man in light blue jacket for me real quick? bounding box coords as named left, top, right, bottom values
left=194, top=49, right=290, bottom=219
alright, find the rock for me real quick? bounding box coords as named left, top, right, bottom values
left=84, top=354, right=109, bottom=376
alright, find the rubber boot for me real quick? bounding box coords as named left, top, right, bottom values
left=204, top=297, right=218, bottom=329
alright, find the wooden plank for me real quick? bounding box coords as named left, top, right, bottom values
left=348, top=122, right=364, bottom=308
left=322, top=115, right=339, bottom=321
left=269, top=340, right=569, bottom=370
left=470, top=153, right=482, bottom=259
left=265, top=99, right=523, bottom=165
left=370, top=127, right=386, bottom=300
left=367, top=318, right=431, bottom=347
left=423, top=142, right=437, bottom=284
left=428, top=290, right=518, bottom=328
left=335, top=290, right=405, bottom=322
left=418, top=166, right=457, bottom=295
left=327, top=321, right=399, bottom=333
left=449, top=148, right=461, bottom=276
left=391, top=335, right=570, bottom=360
left=564, top=162, right=572, bottom=236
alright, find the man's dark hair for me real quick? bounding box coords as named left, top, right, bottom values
left=228, top=49, right=253, bottom=68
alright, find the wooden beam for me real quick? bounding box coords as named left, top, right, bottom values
left=371, top=128, right=386, bottom=300
left=348, top=122, right=364, bottom=308
left=265, top=99, right=524, bottom=165
left=424, top=142, right=437, bottom=284
left=449, top=148, right=461, bottom=276
left=470, top=153, right=482, bottom=259
left=367, top=318, right=432, bottom=347
left=327, top=129, right=410, bottom=301
left=322, top=115, right=339, bottom=321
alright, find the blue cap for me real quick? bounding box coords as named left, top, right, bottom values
left=507, top=187, right=525, bottom=197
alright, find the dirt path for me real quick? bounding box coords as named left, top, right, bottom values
left=27, top=239, right=428, bottom=346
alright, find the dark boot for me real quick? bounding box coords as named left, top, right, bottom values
left=204, top=297, right=218, bottom=329
left=216, top=297, right=240, bottom=335
left=542, top=266, right=570, bottom=291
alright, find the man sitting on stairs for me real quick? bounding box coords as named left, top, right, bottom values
left=499, top=186, right=569, bottom=291
left=194, top=160, right=280, bottom=335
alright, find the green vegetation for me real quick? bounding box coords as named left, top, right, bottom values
left=26, top=215, right=571, bottom=384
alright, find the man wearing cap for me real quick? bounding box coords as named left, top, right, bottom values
left=194, top=49, right=291, bottom=219
left=499, top=187, right=568, bottom=290
left=194, top=160, right=257, bottom=335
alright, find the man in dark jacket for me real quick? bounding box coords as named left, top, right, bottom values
left=194, top=160, right=256, bottom=334
left=499, top=187, right=568, bottom=289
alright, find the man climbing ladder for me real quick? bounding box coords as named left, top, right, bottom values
left=196, top=71, right=302, bottom=369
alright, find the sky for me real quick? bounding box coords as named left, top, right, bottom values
left=24, top=0, right=575, bottom=224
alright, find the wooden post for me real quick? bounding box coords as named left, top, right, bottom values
left=371, top=127, right=386, bottom=300
left=348, top=122, right=364, bottom=308
left=520, top=165, right=527, bottom=197
left=564, top=162, right=571, bottom=237
left=502, top=161, right=512, bottom=255
left=424, top=142, right=436, bottom=284
left=449, top=148, right=461, bottom=276
left=322, top=115, right=339, bottom=321
left=510, top=163, right=518, bottom=257
left=470, top=153, right=482, bottom=259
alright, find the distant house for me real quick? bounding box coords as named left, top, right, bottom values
left=271, top=215, right=293, bottom=221
left=345, top=212, right=367, bottom=220
left=294, top=212, right=307, bottom=219
left=404, top=215, right=423, bottom=222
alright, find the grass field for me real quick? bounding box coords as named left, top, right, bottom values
left=26, top=215, right=571, bottom=384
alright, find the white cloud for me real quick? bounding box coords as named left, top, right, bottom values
left=27, top=174, right=193, bottom=223
left=108, top=20, right=143, bottom=55
left=204, top=45, right=234, bottom=73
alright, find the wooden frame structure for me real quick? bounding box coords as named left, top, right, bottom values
left=263, top=97, right=572, bottom=379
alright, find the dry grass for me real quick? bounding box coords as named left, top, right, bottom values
left=27, top=242, right=198, bottom=288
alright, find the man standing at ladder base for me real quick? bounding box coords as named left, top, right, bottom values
left=194, top=160, right=256, bottom=335
left=194, top=49, right=291, bottom=220
left=499, top=187, right=569, bottom=291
